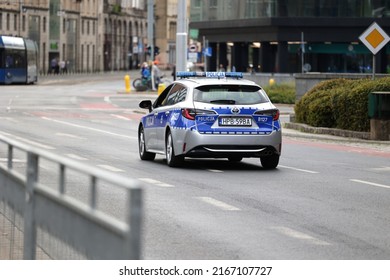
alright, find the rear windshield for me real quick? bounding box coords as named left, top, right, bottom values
left=193, top=84, right=269, bottom=105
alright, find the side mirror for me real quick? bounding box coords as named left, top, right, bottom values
left=139, top=100, right=153, bottom=112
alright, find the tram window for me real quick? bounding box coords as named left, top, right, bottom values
left=4, top=49, right=25, bottom=69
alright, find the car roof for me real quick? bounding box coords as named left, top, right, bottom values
left=174, top=72, right=260, bottom=88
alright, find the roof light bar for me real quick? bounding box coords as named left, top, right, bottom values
left=176, top=71, right=243, bottom=79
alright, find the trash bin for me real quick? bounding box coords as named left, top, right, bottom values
left=368, top=92, right=390, bottom=140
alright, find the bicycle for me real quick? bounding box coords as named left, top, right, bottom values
left=133, top=74, right=172, bottom=91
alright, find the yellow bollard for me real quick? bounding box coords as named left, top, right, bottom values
left=269, top=78, right=275, bottom=86
left=124, top=75, right=131, bottom=93
left=158, top=83, right=166, bottom=95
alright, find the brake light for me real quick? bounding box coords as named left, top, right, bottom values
left=182, top=108, right=196, bottom=120
left=273, top=110, right=280, bottom=121
left=182, top=108, right=217, bottom=120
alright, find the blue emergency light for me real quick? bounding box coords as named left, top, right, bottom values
left=176, top=71, right=243, bottom=79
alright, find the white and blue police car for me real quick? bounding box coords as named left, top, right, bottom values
left=138, top=71, right=281, bottom=169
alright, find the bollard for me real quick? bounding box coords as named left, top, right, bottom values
left=269, top=78, right=275, bottom=86
left=124, top=75, right=131, bottom=93
left=158, top=83, right=166, bottom=95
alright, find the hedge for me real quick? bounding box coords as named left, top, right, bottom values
left=295, top=77, right=390, bottom=132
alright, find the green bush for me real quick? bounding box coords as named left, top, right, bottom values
left=264, top=83, right=295, bottom=104
left=295, top=77, right=390, bottom=132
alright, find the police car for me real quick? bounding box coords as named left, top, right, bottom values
left=138, top=71, right=281, bottom=169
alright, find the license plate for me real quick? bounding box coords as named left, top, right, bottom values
left=219, top=117, right=252, bottom=126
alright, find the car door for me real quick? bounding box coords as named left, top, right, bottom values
left=142, top=85, right=174, bottom=151
left=154, top=84, right=187, bottom=151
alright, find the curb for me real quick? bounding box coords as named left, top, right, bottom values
left=283, top=122, right=390, bottom=145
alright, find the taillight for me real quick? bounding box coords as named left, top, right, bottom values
left=182, top=108, right=196, bottom=120
left=254, top=109, right=280, bottom=121
left=182, top=108, right=216, bottom=120
left=272, top=110, right=280, bottom=121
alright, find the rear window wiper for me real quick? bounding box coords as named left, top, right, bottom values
left=209, top=99, right=236, bottom=104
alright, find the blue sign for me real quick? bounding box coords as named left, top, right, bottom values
left=203, top=47, right=212, bottom=57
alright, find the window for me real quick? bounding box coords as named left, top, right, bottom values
left=162, top=84, right=187, bottom=106
left=22, top=15, right=26, bottom=32
left=6, top=14, right=10, bottom=30
left=14, top=14, right=17, bottom=31
left=0, top=13, right=2, bottom=30
left=194, top=85, right=268, bottom=105
left=43, top=17, right=46, bottom=32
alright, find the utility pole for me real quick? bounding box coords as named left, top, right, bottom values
left=147, top=0, right=155, bottom=90
left=176, top=0, right=187, bottom=72
left=147, top=0, right=154, bottom=62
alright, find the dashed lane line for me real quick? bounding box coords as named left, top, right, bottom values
left=278, top=165, right=319, bottom=174
left=41, top=117, right=137, bottom=140
left=0, top=131, right=55, bottom=150
left=111, top=114, right=132, bottom=121
left=56, top=133, right=86, bottom=140
left=197, top=197, right=241, bottom=211
left=271, top=226, right=331, bottom=246
left=206, top=169, right=224, bottom=173
left=138, top=178, right=174, bottom=188
left=66, top=154, right=89, bottom=161
left=350, top=179, right=390, bottom=189
left=97, top=164, right=125, bottom=172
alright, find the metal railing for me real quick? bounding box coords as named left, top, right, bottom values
left=0, top=133, right=143, bottom=259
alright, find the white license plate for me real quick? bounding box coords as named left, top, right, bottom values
left=219, top=117, right=252, bottom=126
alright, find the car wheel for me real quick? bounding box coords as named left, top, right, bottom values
left=165, top=131, right=184, bottom=167
left=260, top=154, right=279, bottom=169
left=138, top=126, right=155, bottom=160
left=228, top=156, right=243, bottom=162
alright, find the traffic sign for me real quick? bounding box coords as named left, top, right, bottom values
left=359, top=22, right=390, bottom=55
left=203, top=47, right=212, bottom=57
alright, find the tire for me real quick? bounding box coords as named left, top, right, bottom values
left=132, top=78, right=142, bottom=88
left=165, top=131, right=184, bottom=167
left=260, top=154, right=280, bottom=169
left=228, top=156, right=243, bottom=162
left=133, top=78, right=147, bottom=91
left=138, top=126, right=155, bottom=161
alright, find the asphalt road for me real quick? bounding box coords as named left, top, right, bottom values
left=1, top=75, right=390, bottom=259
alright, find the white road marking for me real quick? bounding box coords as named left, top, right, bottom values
left=66, top=154, right=88, bottom=161
left=0, top=131, right=55, bottom=150
left=138, top=178, right=174, bottom=188
left=272, top=226, right=331, bottom=246
left=97, top=164, right=124, bottom=172
left=41, top=117, right=137, bottom=140
left=0, top=117, right=18, bottom=122
left=369, top=166, right=390, bottom=172
left=350, top=179, right=390, bottom=189
left=56, top=133, right=86, bottom=140
left=197, top=197, right=241, bottom=211
left=111, top=114, right=132, bottom=121
left=104, top=96, right=111, bottom=103
left=0, top=158, right=25, bottom=163
left=278, top=165, right=319, bottom=174
left=206, top=169, right=224, bottom=173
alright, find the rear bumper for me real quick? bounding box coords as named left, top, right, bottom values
left=172, top=128, right=282, bottom=158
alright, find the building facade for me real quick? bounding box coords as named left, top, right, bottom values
left=189, top=0, right=390, bottom=74
left=154, top=0, right=177, bottom=69
left=0, top=0, right=152, bottom=73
